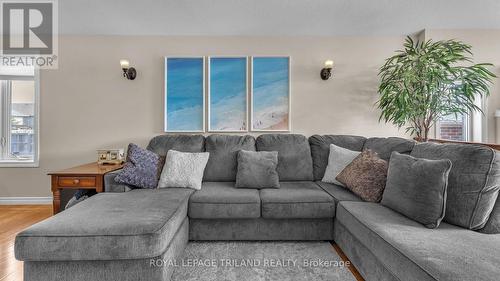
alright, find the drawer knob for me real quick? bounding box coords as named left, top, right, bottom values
left=73, top=179, right=80, bottom=184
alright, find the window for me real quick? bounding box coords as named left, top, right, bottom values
left=435, top=94, right=486, bottom=142
left=436, top=113, right=470, bottom=142
left=0, top=66, right=39, bottom=167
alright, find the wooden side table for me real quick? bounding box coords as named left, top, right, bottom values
left=48, top=162, right=123, bottom=214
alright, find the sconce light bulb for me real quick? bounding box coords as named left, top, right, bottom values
left=120, top=59, right=130, bottom=69
left=324, top=60, right=334, bottom=69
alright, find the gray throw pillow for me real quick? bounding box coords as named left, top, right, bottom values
left=322, top=144, right=360, bottom=186
left=235, top=150, right=280, bottom=189
left=382, top=152, right=452, bottom=229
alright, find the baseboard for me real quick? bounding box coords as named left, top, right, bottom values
left=0, top=197, right=52, bottom=205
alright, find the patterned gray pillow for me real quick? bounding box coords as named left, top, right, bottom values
left=235, top=150, right=280, bottom=189
left=114, top=143, right=164, bottom=188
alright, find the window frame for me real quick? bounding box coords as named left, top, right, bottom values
left=0, top=69, right=40, bottom=167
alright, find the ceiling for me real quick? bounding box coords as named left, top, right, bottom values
left=59, top=0, right=500, bottom=36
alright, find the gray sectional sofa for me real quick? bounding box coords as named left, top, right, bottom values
left=15, top=134, right=500, bottom=281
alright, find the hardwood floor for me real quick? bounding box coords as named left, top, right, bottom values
left=0, top=205, right=52, bottom=281
left=332, top=243, right=365, bottom=281
left=0, top=205, right=363, bottom=281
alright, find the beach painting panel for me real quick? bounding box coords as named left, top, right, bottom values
left=251, top=57, right=290, bottom=131
left=209, top=57, right=247, bottom=131
left=165, top=57, right=205, bottom=132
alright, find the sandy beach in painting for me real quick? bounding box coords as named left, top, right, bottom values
left=252, top=103, right=289, bottom=130
left=252, top=57, right=289, bottom=131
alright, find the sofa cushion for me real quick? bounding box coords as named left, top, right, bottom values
left=363, top=137, right=415, bottom=160
left=411, top=142, right=500, bottom=229
left=315, top=181, right=361, bottom=206
left=188, top=182, right=260, bottom=219
left=203, top=135, right=256, bottom=181
left=382, top=152, right=452, bottom=229
left=146, top=134, right=205, bottom=156
left=260, top=182, right=335, bottom=218
left=235, top=150, right=280, bottom=189
left=480, top=196, right=500, bottom=234
left=336, top=201, right=500, bottom=281
left=256, top=134, right=313, bottom=181
left=309, top=135, right=367, bottom=181
left=15, top=188, right=193, bottom=261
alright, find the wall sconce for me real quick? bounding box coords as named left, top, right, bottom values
left=320, top=60, right=334, bottom=80
left=120, top=59, right=137, bottom=80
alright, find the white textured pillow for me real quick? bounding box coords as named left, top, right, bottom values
left=158, top=150, right=209, bottom=190
left=322, top=144, right=360, bottom=186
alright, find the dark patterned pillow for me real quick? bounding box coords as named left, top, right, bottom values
left=336, top=150, right=388, bottom=202
left=114, top=143, right=164, bottom=188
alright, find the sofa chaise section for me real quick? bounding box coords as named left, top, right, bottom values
left=15, top=188, right=193, bottom=281
left=335, top=201, right=500, bottom=281
left=23, top=220, right=188, bottom=281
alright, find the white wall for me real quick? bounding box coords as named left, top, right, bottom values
left=0, top=35, right=414, bottom=197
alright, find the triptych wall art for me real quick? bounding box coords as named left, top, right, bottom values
left=164, top=56, right=290, bottom=132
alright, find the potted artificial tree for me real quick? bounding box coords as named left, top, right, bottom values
left=377, top=37, right=496, bottom=142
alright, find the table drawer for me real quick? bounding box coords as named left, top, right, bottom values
left=57, top=176, right=96, bottom=187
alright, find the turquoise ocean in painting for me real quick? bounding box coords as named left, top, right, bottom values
left=165, top=58, right=204, bottom=131
left=209, top=57, right=247, bottom=131
left=252, top=57, right=289, bottom=130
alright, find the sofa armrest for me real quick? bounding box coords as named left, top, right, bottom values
left=104, top=170, right=133, bottom=193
